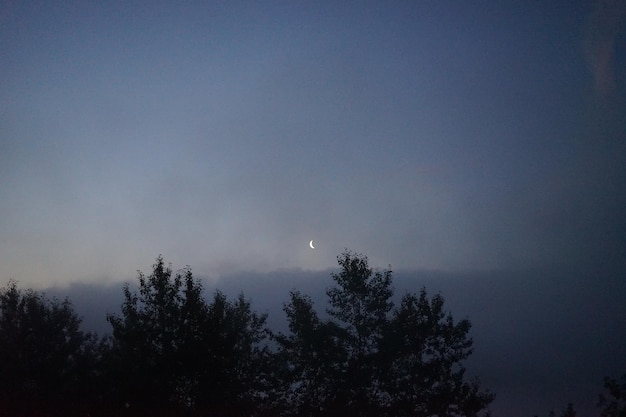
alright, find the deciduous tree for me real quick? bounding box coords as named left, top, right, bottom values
left=599, top=374, right=626, bottom=417
left=0, top=281, right=97, bottom=416
left=106, top=255, right=272, bottom=416
left=276, top=251, right=493, bottom=417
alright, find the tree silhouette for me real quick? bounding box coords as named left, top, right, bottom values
left=105, top=255, right=272, bottom=416
left=599, top=374, right=626, bottom=417
left=0, top=281, right=98, bottom=416
left=382, top=289, right=495, bottom=416
left=276, top=251, right=493, bottom=417
left=561, top=403, right=577, bottom=417
left=106, top=256, right=189, bottom=412
left=193, top=290, right=274, bottom=415
left=275, top=290, right=348, bottom=416
left=0, top=252, right=497, bottom=416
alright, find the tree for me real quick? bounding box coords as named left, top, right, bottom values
left=381, top=290, right=494, bottom=417
left=106, top=255, right=272, bottom=416
left=325, top=252, right=394, bottom=416
left=275, top=291, right=348, bottom=416
left=560, top=403, right=577, bottom=417
left=276, top=251, right=493, bottom=417
left=193, top=290, right=274, bottom=416
left=106, top=256, right=190, bottom=412
left=0, top=281, right=98, bottom=416
left=599, top=374, right=626, bottom=417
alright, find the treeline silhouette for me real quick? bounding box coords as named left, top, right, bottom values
left=0, top=252, right=623, bottom=417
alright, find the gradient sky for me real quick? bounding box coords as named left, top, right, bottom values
left=2, top=1, right=626, bottom=415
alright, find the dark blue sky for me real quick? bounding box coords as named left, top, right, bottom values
left=2, top=1, right=626, bottom=415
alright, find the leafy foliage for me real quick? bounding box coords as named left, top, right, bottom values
left=0, top=281, right=97, bottom=416
left=105, top=255, right=272, bottom=415
left=599, top=374, right=626, bottom=417
left=276, top=251, right=494, bottom=417
left=0, top=252, right=501, bottom=416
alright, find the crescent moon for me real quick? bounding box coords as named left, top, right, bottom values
left=309, top=240, right=315, bottom=249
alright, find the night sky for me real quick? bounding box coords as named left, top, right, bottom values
left=2, top=1, right=626, bottom=416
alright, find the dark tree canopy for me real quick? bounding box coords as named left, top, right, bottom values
left=0, top=252, right=500, bottom=417
left=276, top=251, right=494, bottom=417
left=599, top=374, right=626, bottom=417
left=0, top=281, right=97, bottom=416
left=105, top=255, right=272, bottom=416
